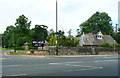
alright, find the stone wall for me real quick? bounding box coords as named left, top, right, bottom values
left=49, top=47, right=120, bottom=55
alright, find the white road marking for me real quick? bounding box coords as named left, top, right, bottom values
left=0, top=58, right=6, bottom=60
left=49, top=63, right=60, bottom=65
left=0, top=58, right=13, bottom=60
left=65, top=61, right=82, bottom=63
left=99, top=67, right=103, bottom=69
left=95, top=60, right=117, bottom=62
left=104, top=56, right=118, bottom=58
left=9, top=74, right=27, bottom=76
left=65, top=64, right=94, bottom=68
left=75, top=67, right=98, bottom=71
left=3, top=64, right=22, bottom=67
left=64, top=70, right=73, bottom=72
left=49, top=61, right=104, bottom=72
left=49, top=61, right=82, bottom=65
left=64, top=66, right=103, bottom=72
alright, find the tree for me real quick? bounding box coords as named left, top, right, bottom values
left=49, top=29, right=55, bottom=36
left=47, top=29, right=79, bottom=47
left=2, top=15, right=50, bottom=49
left=14, top=15, right=32, bottom=47
left=48, top=35, right=56, bottom=46
left=15, top=14, right=31, bottom=37
left=58, top=35, right=79, bottom=47
left=2, top=25, right=15, bottom=48
left=0, top=34, right=2, bottom=47
left=80, top=11, right=115, bottom=36
left=32, top=25, right=48, bottom=41
left=2, top=15, right=32, bottom=49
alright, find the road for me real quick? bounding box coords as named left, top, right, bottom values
left=1, top=55, right=119, bottom=76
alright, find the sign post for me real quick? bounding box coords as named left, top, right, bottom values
left=32, top=40, right=45, bottom=50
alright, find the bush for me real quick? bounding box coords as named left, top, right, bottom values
left=58, top=36, right=79, bottom=47
left=98, top=42, right=110, bottom=47
left=115, top=44, right=120, bottom=47
left=16, top=46, right=24, bottom=50
left=29, top=46, right=37, bottom=50
left=98, top=42, right=120, bottom=47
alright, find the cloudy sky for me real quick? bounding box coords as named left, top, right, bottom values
left=0, top=0, right=119, bottom=35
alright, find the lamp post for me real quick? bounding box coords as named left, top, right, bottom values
left=56, top=0, right=58, bottom=55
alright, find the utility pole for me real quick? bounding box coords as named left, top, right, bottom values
left=56, top=0, right=58, bottom=55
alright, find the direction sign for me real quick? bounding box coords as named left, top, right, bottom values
left=32, top=40, right=45, bottom=47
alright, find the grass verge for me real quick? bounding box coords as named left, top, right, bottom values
left=9, top=51, right=26, bottom=55
left=0, top=47, right=13, bottom=50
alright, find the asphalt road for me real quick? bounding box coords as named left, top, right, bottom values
left=1, top=55, right=119, bottom=76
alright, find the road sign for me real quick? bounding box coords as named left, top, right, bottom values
left=32, top=40, right=45, bottom=47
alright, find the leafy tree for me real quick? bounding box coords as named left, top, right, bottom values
left=0, top=34, right=2, bottom=47
left=14, top=15, right=31, bottom=47
left=47, top=30, right=79, bottom=47
left=80, top=11, right=115, bottom=37
left=48, top=35, right=56, bottom=46
left=57, top=30, right=64, bottom=38
left=49, top=29, right=55, bottom=36
left=15, top=14, right=31, bottom=37
left=58, top=36, right=79, bottom=47
left=2, top=15, right=32, bottom=49
left=32, top=25, right=48, bottom=41
left=2, top=25, right=15, bottom=48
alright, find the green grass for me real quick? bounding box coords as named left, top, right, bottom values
left=9, top=51, right=26, bottom=55
left=0, top=47, right=13, bottom=50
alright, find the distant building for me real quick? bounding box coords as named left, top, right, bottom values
left=79, top=31, right=117, bottom=46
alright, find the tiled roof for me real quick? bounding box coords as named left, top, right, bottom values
left=79, top=34, right=117, bottom=46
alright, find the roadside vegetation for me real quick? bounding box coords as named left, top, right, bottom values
left=1, top=11, right=120, bottom=50
left=98, top=42, right=120, bottom=47
left=0, top=47, right=13, bottom=50
left=9, top=51, right=26, bottom=55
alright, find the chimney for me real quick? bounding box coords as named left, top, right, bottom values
left=82, top=27, right=85, bottom=34
left=93, top=23, right=98, bottom=34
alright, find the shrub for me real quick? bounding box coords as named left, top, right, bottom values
left=16, top=46, right=24, bottom=50
left=98, top=42, right=110, bottom=47
left=29, top=46, right=37, bottom=50
left=98, top=42, right=120, bottom=47
left=115, top=44, right=120, bottom=47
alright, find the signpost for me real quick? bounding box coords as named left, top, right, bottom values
left=32, top=40, right=45, bottom=50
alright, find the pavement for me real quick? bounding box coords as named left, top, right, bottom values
left=1, top=55, right=119, bottom=76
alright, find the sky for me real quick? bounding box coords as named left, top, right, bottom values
left=0, top=0, right=119, bottom=36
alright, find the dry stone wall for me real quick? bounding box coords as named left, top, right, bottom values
left=49, top=47, right=120, bottom=55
